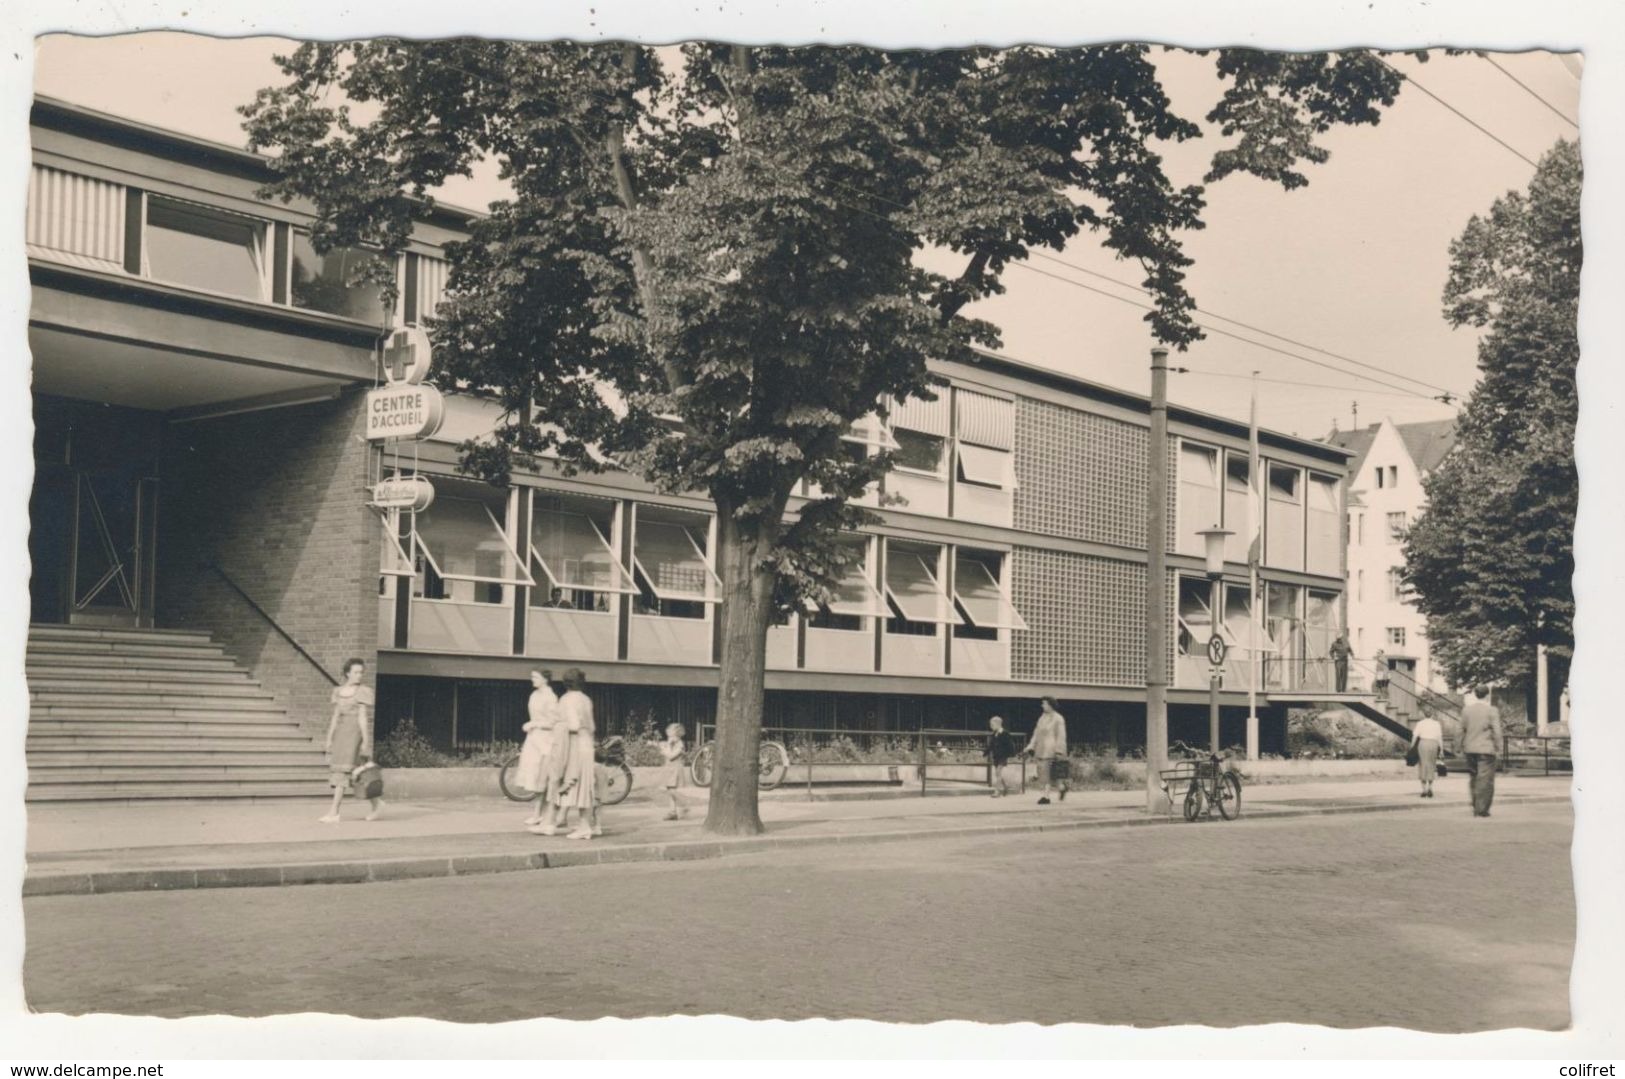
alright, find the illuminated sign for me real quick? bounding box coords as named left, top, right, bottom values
left=370, top=474, right=436, bottom=512
left=366, top=384, right=445, bottom=441
left=381, top=325, right=434, bottom=385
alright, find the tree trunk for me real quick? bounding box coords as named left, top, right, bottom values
left=704, top=504, right=778, bottom=836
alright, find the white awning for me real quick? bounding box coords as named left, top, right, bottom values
left=530, top=509, right=639, bottom=595
left=808, top=546, right=889, bottom=618
left=413, top=497, right=535, bottom=586
left=957, top=442, right=1018, bottom=490
left=953, top=556, right=1027, bottom=631
left=885, top=550, right=963, bottom=625
left=954, top=389, right=1015, bottom=451
left=633, top=520, right=721, bottom=604
left=378, top=511, right=415, bottom=576
left=889, top=392, right=950, bottom=436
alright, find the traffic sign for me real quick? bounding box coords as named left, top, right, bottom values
left=1206, top=634, right=1228, bottom=667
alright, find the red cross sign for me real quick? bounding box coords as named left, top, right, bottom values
left=381, top=325, right=433, bottom=385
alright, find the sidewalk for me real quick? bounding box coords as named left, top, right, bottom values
left=24, top=775, right=1571, bottom=897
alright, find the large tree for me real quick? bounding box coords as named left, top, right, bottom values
left=1404, top=139, right=1579, bottom=723
left=243, top=43, right=1405, bottom=833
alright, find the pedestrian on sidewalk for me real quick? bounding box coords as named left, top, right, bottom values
left=320, top=658, right=382, bottom=824
left=1458, top=684, right=1505, bottom=818
left=986, top=716, right=1017, bottom=797
left=655, top=722, right=690, bottom=820
left=547, top=669, right=600, bottom=840
left=516, top=669, right=558, bottom=828
left=1028, top=697, right=1069, bottom=804
left=1329, top=632, right=1351, bottom=692
left=1408, top=710, right=1444, bottom=798
left=1372, top=651, right=1390, bottom=702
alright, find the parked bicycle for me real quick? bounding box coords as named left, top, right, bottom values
left=1160, top=740, right=1242, bottom=821
left=499, top=734, right=634, bottom=806
left=688, top=735, right=790, bottom=791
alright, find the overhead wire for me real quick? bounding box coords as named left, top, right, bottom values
left=1479, top=53, right=1579, bottom=129
left=1372, top=54, right=1541, bottom=169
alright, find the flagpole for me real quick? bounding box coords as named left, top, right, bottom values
left=1247, top=371, right=1261, bottom=761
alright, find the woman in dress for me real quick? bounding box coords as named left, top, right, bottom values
left=550, top=669, right=599, bottom=840
left=515, top=669, right=557, bottom=827
left=321, top=658, right=381, bottom=823
left=1409, top=708, right=1445, bottom=799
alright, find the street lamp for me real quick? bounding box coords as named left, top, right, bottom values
left=1197, top=526, right=1233, bottom=755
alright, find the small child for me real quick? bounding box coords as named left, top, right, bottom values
left=656, top=723, right=689, bottom=821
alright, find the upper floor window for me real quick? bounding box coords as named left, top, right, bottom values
left=953, top=390, right=1017, bottom=491
left=1387, top=567, right=1405, bottom=601
left=888, top=392, right=950, bottom=477
left=1387, top=626, right=1407, bottom=648
left=883, top=540, right=961, bottom=636
left=808, top=538, right=887, bottom=632
left=409, top=486, right=534, bottom=605
left=143, top=196, right=268, bottom=302
left=630, top=507, right=719, bottom=619
left=893, top=428, right=945, bottom=475
left=1387, top=466, right=1399, bottom=488
left=1375, top=467, right=1385, bottom=489
left=1178, top=441, right=1221, bottom=557
left=951, top=549, right=1026, bottom=641
left=529, top=493, right=637, bottom=614
left=1386, top=511, right=1407, bottom=542
left=290, top=230, right=393, bottom=323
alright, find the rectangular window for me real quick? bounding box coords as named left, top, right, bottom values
left=1387, top=567, right=1404, bottom=601
left=952, top=550, right=1026, bottom=639
left=529, top=498, right=638, bottom=612
left=1387, top=626, right=1407, bottom=648
left=412, top=493, right=534, bottom=604
left=1223, top=452, right=1253, bottom=563
left=1388, top=466, right=1399, bottom=488
left=884, top=542, right=961, bottom=634
left=1356, top=513, right=1364, bottom=545
left=893, top=428, right=946, bottom=474
left=289, top=230, right=392, bottom=322
left=143, top=196, right=267, bottom=301
left=1306, top=472, right=1340, bottom=575
left=957, top=442, right=1016, bottom=489
left=1356, top=570, right=1364, bottom=602
left=1179, top=442, right=1221, bottom=557
left=1387, top=511, right=1407, bottom=542
left=954, top=389, right=1014, bottom=451
left=809, top=539, right=887, bottom=631
left=1375, top=468, right=1386, bottom=489
left=1266, top=462, right=1304, bottom=571
left=631, top=510, right=720, bottom=619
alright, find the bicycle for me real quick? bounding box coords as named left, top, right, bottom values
left=499, top=734, right=634, bottom=806
left=688, top=736, right=790, bottom=791
left=1160, top=740, right=1242, bottom=822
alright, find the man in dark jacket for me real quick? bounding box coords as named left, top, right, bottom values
left=1458, top=684, right=1506, bottom=818
left=986, top=716, right=1018, bottom=797
left=1329, top=633, right=1351, bottom=692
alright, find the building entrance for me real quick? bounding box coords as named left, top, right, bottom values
left=29, top=397, right=161, bottom=627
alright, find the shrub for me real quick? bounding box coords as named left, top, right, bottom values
left=375, top=717, right=450, bottom=768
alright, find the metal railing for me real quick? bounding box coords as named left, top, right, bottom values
left=203, top=560, right=339, bottom=686
left=918, top=727, right=1028, bottom=796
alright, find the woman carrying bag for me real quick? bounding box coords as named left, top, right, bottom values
left=1408, top=711, right=1444, bottom=799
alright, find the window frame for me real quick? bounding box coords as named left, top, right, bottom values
left=883, top=542, right=963, bottom=630
left=286, top=226, right=396, bottom=324
left=140, top=193, right=271, bottom=303
left=630, top=505, right=722, bottom=612
left=950, top=549, right=1027, bottom=632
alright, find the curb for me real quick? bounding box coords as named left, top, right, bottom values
left=23, top=795, right=1570, bottom=899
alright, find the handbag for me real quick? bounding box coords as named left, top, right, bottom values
left=1436, top=762, right=1448, bottom=778
left=1404, top=744, right=1420, bottom=767
left=350, top=761, right=384, bottom=799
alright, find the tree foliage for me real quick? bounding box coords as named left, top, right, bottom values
left=1404, top=139, right=1579, bottom=705
left=242, top=42, right=1406, bottom=831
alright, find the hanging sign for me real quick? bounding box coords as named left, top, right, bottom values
left=366, top=383, right=445, bottom=440
left=370, top=474, right=436, bottom=512
left=381, top=324, right=434, bottom=385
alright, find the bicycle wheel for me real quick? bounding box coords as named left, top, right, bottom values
left=498, top=752, right=536, bottom=803
left=1216, top=771, right=1242, bottom=820
left=599, top=762, right=635, bottom=806
left=689, top=744, right=715, bottom=788
left=1183, top=782, right=1205, bottom=822
left=757, top=740, right=790, bottom=791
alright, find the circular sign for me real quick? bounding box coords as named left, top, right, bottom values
left=371, top=474, right=436, bottom=513
left=381, top=324, right=433, bottom=385
left=1206, top=634, right=1228, bottom=667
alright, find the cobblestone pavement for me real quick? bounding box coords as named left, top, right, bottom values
left=23, top=800, right=1572, bottom=1030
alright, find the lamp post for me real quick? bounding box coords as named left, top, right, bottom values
left=1197, top=526, right=1233, bottom=755
left=1146, top=347, right=1171, bottom=813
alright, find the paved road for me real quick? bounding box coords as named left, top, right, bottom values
left=24, top=801, right=1572, bottom=1030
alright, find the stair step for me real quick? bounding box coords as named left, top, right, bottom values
left=30, top=679, right=271, bottom=697
left=28, top=731, right=318, bottom=748
left=27, top=625, right=216, bottom=646
left=29, top=765, right=331, bottom=781
left=27, top=641, right=231, bottom=662
left=27, top=659, right=250, bottom=678
left=31, top=720, right=308, bottom=739
left=29, top=749, right=325, bottom=765
left=25, top=782, right=336, bottom=803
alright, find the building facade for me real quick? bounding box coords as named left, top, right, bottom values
left=25, top=96, right=1353, bottom=764
left=1324, top=417, right=1458, bottom=716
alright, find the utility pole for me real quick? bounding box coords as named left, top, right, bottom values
left=1146, top=345, right=1170, bottom=813
left=1247, top=371, right=1261, bottom=760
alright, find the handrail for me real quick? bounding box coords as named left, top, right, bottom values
left=202, top=560, right=340, bottom=686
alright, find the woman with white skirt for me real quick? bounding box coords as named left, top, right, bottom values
left=516, top=669, right=558, bottom=827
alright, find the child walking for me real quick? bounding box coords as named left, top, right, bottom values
left=656, top=722, right=690, bottom=821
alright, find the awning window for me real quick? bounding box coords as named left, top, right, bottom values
left=530, top=508, right=639, bottom=595
left=633, top=519, right=721, bottom=604
left=953, top=555, right=1027, bottom=631
left=957, top=442, right=1017, bottom=490
left=412, top=496, right=535, bottom=586
left=807, top=544, right=889, bottom=618
left=885, top=549, right=963, bottom=625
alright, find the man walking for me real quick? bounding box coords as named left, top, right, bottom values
left=1028, top=697, right=1069, bottom=804
left=1329, top=632, right=1351, bottom=692
left=1457, top=684, right=1505, bottom=818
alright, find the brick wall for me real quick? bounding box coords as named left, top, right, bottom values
left=157, top=391, right=377, bottom=734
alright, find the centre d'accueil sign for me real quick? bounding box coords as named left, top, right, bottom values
left=366, top=383, right=445, bottom=441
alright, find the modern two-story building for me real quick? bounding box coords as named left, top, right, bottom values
left=23, top=96, right=1355, bottom=799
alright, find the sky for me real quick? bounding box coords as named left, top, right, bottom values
left=29, top=34, right=1579, bottom=439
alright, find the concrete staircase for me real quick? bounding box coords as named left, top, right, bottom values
left=26, top=624, right=331, bottom=803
